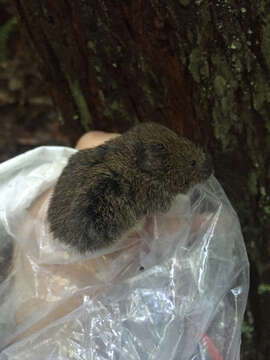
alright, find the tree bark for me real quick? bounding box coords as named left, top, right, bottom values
left=13, top=1, right=270, bottom=358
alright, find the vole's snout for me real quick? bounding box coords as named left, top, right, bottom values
left=201, top=153, right=213, bottom=179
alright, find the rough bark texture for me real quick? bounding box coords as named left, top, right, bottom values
left=13, top=1, right=270, bottom=359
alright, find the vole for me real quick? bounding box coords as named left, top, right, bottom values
left=47, top=122, right=213, bottom=253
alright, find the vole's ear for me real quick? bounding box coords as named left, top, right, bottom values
left=135, top=143, right=168, bottom=174
left=72, top=143, right=109, bottom=169
left=88, top=144, right=109, bottom=165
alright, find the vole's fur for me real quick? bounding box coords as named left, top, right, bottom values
left=48, top=122, right=212, bottom=253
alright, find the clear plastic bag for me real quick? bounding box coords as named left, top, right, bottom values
left=0, top=146, right=249, bottom=360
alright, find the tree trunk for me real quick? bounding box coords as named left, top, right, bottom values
left=13, top=1, right=270, bottom=358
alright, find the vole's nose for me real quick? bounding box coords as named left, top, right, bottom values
left=201, top=154, right=213, bottom=179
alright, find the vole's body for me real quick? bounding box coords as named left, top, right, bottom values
left=48, top=123, right=212, bottom=253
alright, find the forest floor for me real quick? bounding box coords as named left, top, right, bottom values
left=0, top=3, right=71, bottom=164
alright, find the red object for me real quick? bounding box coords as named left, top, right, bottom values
left=202, top=334, right=223, bottom=360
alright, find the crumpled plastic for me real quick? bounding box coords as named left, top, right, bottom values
left=0, top=146, right=249, bottom=360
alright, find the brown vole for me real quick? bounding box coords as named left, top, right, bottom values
left=47, top=122, right=213, bottom=253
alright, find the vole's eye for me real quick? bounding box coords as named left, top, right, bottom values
left=191, top=160, right=196, bottom=167
left=151, top=143, right=165, bottom=151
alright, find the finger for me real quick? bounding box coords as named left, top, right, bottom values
left=75, top=131, right=120, bottom=150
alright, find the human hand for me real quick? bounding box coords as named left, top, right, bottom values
left=75, top=131, right=120, bottom=150
left=13, top=131, right=211, bottom=346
